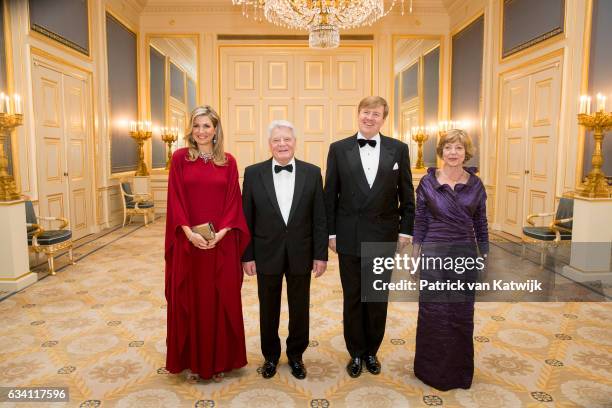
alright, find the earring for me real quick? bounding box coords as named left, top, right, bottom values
left=212, top=136, right=217, bottom=144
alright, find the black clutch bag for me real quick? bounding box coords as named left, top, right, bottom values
left=192, top=222, right=216, bottom=241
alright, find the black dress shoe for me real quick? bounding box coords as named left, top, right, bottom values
left=346, top=357, right=363, bottom=378
left=261, top=360, right=278, bottom=379
left=364, top=354, right=381, bottom=375
left=288, top=359, right=307, bottom=379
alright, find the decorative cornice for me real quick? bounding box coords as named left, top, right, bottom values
left=143, top=5, right=237, bottom=14
left=125, top=0, right=147, bottom=14
left=142, top=3, right=448, bottom=15
left=217, top=34, right=374, bottom=41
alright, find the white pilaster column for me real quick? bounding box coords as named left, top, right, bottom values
left=562, top=196, right=612, bottom=284
left=0, top=200, right=37, bottom=292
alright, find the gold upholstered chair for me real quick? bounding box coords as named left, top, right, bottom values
left=25, top=200, right=75, bottom=276
left=120, top=181, right=155, bottom=227
left=521, top=197, right=573, bottom=268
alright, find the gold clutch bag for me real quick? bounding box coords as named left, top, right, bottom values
left=192, top=222, right=216, bottom=241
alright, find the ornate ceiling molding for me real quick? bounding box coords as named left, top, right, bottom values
left=142, top=1, right=447, bottom=15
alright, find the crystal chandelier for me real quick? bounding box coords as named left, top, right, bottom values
left=231, top=0, right=410, bottom=49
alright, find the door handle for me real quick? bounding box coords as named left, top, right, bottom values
left=524, top=170, right=530, bottom=174
left=64, top=172, right=68, bottom=177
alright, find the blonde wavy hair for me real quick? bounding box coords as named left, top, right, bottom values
left=185, top=105, right=227, bottom=166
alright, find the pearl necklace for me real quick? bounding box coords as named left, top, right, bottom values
left=198, top=151, right=213, bottom=163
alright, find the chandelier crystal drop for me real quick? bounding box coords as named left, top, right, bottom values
left=309, top=24, right=340, bottom=49
left=232, top=0, right=410, bottom=49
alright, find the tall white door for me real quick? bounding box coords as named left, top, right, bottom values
left=498, top=59, right=561, bottom=236
left=32, top=60, right=94, bottom=240
left=221, top=47, right=372, bottom=178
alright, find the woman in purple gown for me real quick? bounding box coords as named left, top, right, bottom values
left=412, top=129, right=489, bottom=391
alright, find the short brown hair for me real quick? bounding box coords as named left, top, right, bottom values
left=436, top=129, right=474, bottom=162
left=358, top=96, right=389, bottom=119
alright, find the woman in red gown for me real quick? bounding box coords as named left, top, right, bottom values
left=164, top=105, right=250, bottom=382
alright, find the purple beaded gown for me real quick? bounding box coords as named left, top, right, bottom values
left=412, top=167, right=489, bottom=391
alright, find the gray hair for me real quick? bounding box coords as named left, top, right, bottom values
left=267, top=119, right=296, bottom=139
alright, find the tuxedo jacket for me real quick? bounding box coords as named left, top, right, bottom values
left=324, top=133, right=415, bottom=256
left=242, top=158, right=328, bottom=275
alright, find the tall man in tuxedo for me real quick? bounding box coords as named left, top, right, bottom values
left=242, top=120, right=328, bottom=380
left=324, top=96, right=415, bottom=378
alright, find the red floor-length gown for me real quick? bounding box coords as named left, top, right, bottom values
left=164, top=148, right=250, bottom=379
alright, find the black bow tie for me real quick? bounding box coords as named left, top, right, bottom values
left=358, top=138, right=377, bottom=148
left=274, top=164, right=293, bottom=173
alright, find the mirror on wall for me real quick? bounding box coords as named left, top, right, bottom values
left=392, top=36, right=441, bottom=171
left=146, top=34, right=198, bottom=170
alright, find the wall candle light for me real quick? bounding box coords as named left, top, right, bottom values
left=411, top=126, right=429, bottom=170
left=128, top=119, right=152, bottom=176
left=0, top=90, right=24, bottom=200
left=161, top=126, right=179, bottom=170
left=14, top=95, right=22, bottom=115
left=596, top=93, right=606, bottom=112
left=577, top=93, right=612, bottom=198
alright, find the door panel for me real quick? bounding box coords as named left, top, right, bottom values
left=32, top=64, right=69, bottom=221
left=64, top=75, right=91, bottom=239
left=227, top=99, right=260, bottom=177
left=295, top=98, right=330, bottom=169
left=498, top=60, right=561, bottom=236
left=222, top=47, right=372, bottom=177
left=32, top=60, right=94, bottom=240
left=499, top=76, right=529, bottom=236
left=524, top=68, right=560, bottom=222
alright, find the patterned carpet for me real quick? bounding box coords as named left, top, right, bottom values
left=1, top=219, right=611, bottom=407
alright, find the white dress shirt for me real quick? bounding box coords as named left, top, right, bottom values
left=357, top=132, right=381, bottom=188
left=272, top=158, right=296, bottom=225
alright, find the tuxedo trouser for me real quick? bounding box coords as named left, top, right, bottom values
left=257, top=249, right=311, bottom=362
left=339, top=253, right=389, bottom=358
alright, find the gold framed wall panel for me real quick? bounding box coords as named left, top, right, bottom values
left=168, top=59, right=186, bottom=105
left=449, top=12, right=485, bottom=121
left=144, top=33, right=200, bottom=173
left=448, top=9, right=484, bottom=120
left=105, top=6, right=140, bottom=179
left=26, top=0, right=93, bottom=62
left=390, top=34, right=445, bottom=150
left=499, top=0, right=566, bottom=63
left=449, top=12, right=486, bottom=171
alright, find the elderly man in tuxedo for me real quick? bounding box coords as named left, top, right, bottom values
left=324, top=96, right=415, bottom=378
left=242, top=120, right=328, bottom=380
